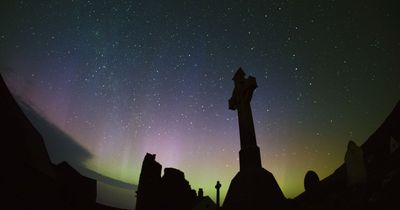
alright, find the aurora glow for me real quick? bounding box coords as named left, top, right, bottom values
left=1, top=0, right=399, bottom=208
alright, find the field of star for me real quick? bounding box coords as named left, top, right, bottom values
left=1, top=0, right=399, bottom=207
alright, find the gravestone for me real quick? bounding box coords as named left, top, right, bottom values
left=345, top=141, right=367, bottom=186
left=304, top=170, right=320, bottom=192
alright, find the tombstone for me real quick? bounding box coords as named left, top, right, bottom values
left=198, top=188, right=204, bottom=198
left=344, top=141, right=367, bottom=186
left=390, top=136, right=399, bottom=154
left=304, top=170, right=320, bottom=193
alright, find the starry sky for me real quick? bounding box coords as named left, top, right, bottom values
left=1, top=0, right=400, bottom=207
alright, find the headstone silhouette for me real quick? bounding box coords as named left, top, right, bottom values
left=198, top=188, right=204, bottom=198
left=390, top=136, right=399, bottom=154
left=345, top=141, right=367, bottom=186
left=304, top=170, right=320, bottom=192
left=223, top=68, right=286, bottom=210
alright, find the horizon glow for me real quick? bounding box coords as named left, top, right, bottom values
left=1, top=0, right=399, bottom=206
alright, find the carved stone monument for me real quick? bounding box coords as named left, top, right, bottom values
left=215, top=181, right=221, bottom=208
left=304, top=170, right=320, bottom=193
left=223, top=68, right=286, bottom=210
left=345, top=141, right=367, bottom=186
left=228, top=68, right=261, bottom=171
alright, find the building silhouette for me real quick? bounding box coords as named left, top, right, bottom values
left=1, top=74, right=125, bottom=210
left=136, top=153, right=208, bottom=210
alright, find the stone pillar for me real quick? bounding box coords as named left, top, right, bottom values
left=215, top=181, right=221, bottom=208
left=198, top=188, right=204, bottom=198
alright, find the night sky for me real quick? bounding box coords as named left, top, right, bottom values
left=1, top=0, right=400, bottom=207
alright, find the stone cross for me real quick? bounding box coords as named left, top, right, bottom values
left=229, top=68, right=262, bottom=171
left=215, top=181, right=221, bottom=208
